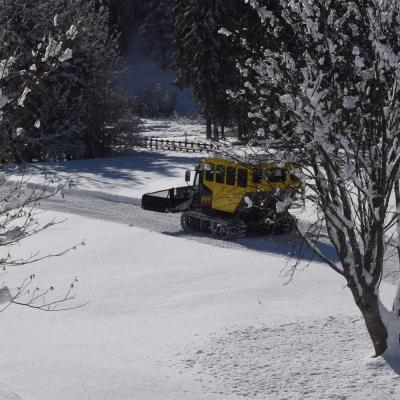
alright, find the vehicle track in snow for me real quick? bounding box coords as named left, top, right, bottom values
left=37, top=190, right=305, bottom=253
left=39, top=191, right=183, bottom=235
left=33, top=190, right=400, bottom=285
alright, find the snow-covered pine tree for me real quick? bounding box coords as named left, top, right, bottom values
left=242, top=0, right=400, bottom=357
left=0, top=9, right=82, bottom=311
left=173, top=0, right=234, bottom=140
left=0, top=0, right=131, bottom=162
left=173, top=0, right=265, bottom=141
left=108, top=0, right=137, bottom=50
left=217, top=0, right=268, bottom=141
left=139, top=0, right=174, bottom=69
left=174, top=0, right=210, bottom=136
left=0, top=0, right=80, bottom=162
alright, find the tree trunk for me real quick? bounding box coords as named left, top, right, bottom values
left=357, top=291, right=388, bottom=356
left=220, top=124, right=225, bottom=140
left=161, top=48, right=167, bottom=70
left=238, top=118, right=248, bottom=142
left=238, top=120, right=244, bottom=142
left=264, top=124, right=268, bottom=139
left=213, top=123, right=219, bottom=141
left=394, top=179, right=400, bottom=317
left=206, top=116, right=212, bottom=140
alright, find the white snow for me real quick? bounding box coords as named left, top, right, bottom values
left=141, top=118, right=206, bottom=141
left=17, top=87, right=31, bottom=107
left=6, top=151, right=201, bottom=201
left=343, top=96, right=359, bottom=109
left=43, top=36, right=61, bottom=61
left=58, top=48, right=73, bottom=62
left=66, top=25, right=78, bottom=40
left=1, top=125, right=400, bottom=399
left=1, top=210, right=399, bottom=399
left=0, top=287, right=11, bottom=305
left=0, top=57, right=16, bottom=79
left=0, top=91, right=9, bottom=109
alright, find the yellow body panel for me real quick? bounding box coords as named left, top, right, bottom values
left=201, top=157, right=301, bottom=214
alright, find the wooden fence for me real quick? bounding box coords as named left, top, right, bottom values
left=141, top=137, right=221, bottom=153
left=140, top=137, right=291, bottom=154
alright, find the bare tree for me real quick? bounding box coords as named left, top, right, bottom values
left=238, top=0, right=400, bottom=356
left=0, top=16, right=83, bottom=311
left=0, top=173, right=84, bottom=311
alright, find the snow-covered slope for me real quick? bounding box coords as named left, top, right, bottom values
left=2, top=141, right=400, bottom=399
left=2, top=211, right=400, bottom=400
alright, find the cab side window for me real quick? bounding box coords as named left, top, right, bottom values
left=268, top=168, right=286, bottom=183
left=216, top=165, right=226, bottom=184
left=290, top=171, right=300, bottom=182
left=205, top=164, right=215, bottom=181
left=226, top=167, right=236, bottom=186
left=253, top=168, right=262, bottom=184
left=238, top=169, right=248, bottom=188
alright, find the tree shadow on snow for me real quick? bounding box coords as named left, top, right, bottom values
left=163, top=229, right=340, bottom=265
left=383, top=352, right=400, bottom=375
left=8, top=152, right=200, bottom=189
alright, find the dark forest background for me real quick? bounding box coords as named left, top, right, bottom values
left=0, top=0, right=272, bottom=164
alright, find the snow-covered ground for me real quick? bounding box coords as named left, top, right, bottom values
left=141, top=118, right=207, bottom=141
left=2, top=127, right=400, bottom=399
left=2, top=210, right=400, bottom=400
left=5, top=151, right=200, bottom=201
left=3, top=119, right=210, bottom=201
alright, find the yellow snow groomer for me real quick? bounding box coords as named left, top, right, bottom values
left=142, top=156, right=302, bottom=239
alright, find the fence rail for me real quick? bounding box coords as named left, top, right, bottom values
left=140, top=137, right=294, bottom=154
left=141, top=137, right=221, bottom=153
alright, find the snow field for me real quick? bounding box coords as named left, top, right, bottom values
left=1, top=211, right=400, bottom=399
left=2, top=127, right=400, bottom=399
left=4, top=151, right=201, bottom=201
left=141, top=118, right=206, bottom=141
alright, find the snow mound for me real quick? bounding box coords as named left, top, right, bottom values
left=184, top=316, right=400, bottom=399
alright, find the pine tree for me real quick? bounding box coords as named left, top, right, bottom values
left=173, top=0, right=262, bottom=141
left=0, top=0, right=131, bottom=162
left=139, top=0, right=174, bottom=69
left=108, top=0, right=137, bottom=50
left=173, top=0, right=224, bottom=139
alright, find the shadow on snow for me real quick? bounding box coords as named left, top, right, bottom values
left=7, top=152, right=200, bottom=188
left=162, top=229, right=340, bottom=265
